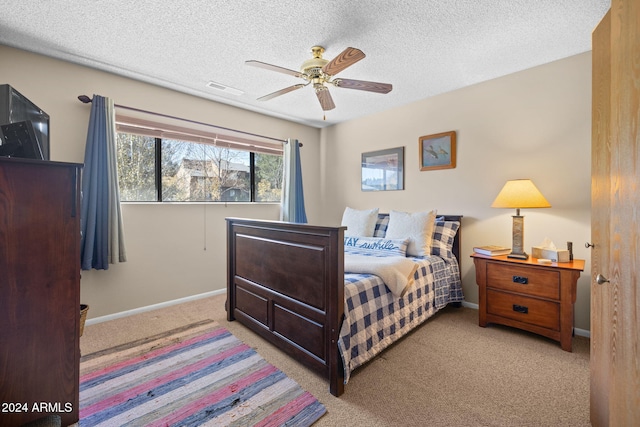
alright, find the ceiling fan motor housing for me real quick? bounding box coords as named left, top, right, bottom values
left=301, top=46, right=330, bottom=77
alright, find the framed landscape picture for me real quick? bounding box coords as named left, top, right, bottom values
left=361, top=147, right=404, bottom=191
left=419, top=131, right=456, bottom=171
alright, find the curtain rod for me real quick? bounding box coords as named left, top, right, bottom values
left=77, top=94, right=291, bottom=145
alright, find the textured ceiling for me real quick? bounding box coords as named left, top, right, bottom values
left=0, top=0, right=609, bottom=128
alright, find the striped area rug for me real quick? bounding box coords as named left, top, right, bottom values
left=79, top=319, right=326, bottom=426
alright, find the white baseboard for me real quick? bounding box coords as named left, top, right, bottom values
left=86, top=293, right=591, bottom=339
left=461, top=301, right=479, bottom=310
left=459, top=300, right=590, bottom=338
left=85, top=289, right=226, bottom=326
left=574, top=327, right=590, bottom=338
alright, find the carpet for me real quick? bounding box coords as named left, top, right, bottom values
left=79, top=319, right=326, bottom=426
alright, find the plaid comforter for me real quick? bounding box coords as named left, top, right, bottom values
left=338, top=255, right=463, bottom=383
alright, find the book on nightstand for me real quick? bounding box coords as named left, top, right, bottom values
left=473, top=245, right=511, bottom=256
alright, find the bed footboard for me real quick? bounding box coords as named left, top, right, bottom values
left=226, top=218, right=346, bottom=396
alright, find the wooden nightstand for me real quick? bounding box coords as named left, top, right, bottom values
left=471, top=253, right=584, bottom=351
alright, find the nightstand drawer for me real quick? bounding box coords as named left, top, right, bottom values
left=487, top=262, right=560, bottom=300
left=487, top=289, right=560, bottom=330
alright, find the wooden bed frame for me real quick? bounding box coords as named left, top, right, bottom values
left=226, top=215, right=462, bottom=396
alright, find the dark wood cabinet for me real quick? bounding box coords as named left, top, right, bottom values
left=0, top=157, right=82, bottom=427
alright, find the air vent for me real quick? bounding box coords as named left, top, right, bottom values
left=206, top=81, right=244, bottom=96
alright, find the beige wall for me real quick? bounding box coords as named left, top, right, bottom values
left=0, top=45, right=321, bottom=318
left=1, top=45, right=592, bottom=331
left=320, top=52, right=592, bottom=332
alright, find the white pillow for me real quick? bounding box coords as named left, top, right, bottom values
left=385, top=209, right=437, bottom=256
left=341, top=207, right=379, bottom=237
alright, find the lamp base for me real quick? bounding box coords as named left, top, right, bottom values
left=510, top=214, right=528, bottom=260
left=508, top=251, right=529, bottom=260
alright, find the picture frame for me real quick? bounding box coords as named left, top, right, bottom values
left=419, top=131, right=456, bottom=171
left=361, top=147, right=404, bottom=191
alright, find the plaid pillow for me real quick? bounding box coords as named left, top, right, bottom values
left=373, top=213, right=390, bottom=237
left=431, top=220, right=460, bottom=260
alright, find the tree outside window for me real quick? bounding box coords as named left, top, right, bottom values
left=116, top=133, right=282, bottom=203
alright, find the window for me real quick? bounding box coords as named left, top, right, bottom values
left=116, top=133, right=283, bottom=202
left=117, top=133, right=157, bottom=201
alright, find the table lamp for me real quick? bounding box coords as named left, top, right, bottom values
left=491, top=179, right=551, bottom=259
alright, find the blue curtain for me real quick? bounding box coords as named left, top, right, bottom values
left=80, top=95, right=127, bottom=270
left=281, top=138, right=308, bottom=223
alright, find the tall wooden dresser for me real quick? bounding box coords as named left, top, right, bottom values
left=0, top=157, right=82, bottom=427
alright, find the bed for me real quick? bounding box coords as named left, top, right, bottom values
left=226, top=211, right=463, bottom=396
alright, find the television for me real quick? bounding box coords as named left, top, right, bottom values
left=0, top=121, right=44, bottom=160
left=0, top=84, right=50, bottom=160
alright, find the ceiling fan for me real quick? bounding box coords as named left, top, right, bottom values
left=246, top=46, right=393, bottom=111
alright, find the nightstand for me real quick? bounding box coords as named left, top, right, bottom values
left=471, top=253, right=585, bottom=351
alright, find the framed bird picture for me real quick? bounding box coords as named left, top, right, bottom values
left=419, top=131, right=456, bottom=171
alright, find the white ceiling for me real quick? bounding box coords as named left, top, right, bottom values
left=0, top=0, right=609, bottom=128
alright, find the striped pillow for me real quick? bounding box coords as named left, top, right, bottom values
left=344, top=236, right=409, bottom=257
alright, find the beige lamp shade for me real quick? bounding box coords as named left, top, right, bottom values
left=491, top=179, right=551, bottom=209
left=491, top=179, right=550, bottom=260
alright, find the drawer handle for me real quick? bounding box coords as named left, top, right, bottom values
left=512, top=275, right=528, bottom=284
left=513, top=304, right=529, bottom=314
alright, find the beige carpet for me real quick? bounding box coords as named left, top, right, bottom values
left=81, top=294, right=590, bottom=427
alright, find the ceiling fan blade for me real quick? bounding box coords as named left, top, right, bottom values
left=246, top=60, right=303, bottom=78
left=334, top=78, right=393, bottom=94
left=257, top=84, right=307, bottom=101
left=322, top=47, right=365, bottom=76
left=315, top=87, right=335, bottom=111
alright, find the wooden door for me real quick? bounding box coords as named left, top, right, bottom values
left=590, top=1, right=640, bottom=425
